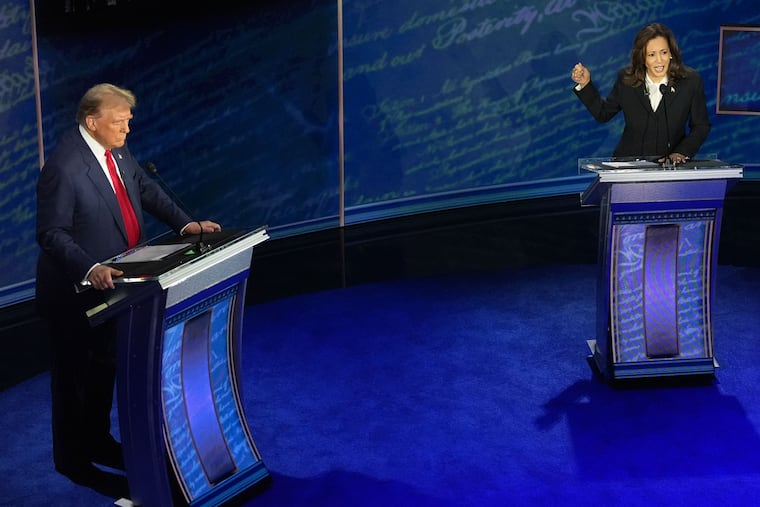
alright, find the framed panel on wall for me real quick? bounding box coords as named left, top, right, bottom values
left=717, top=25, right=760, bottom=115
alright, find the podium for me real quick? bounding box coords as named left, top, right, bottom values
left=580, top=159, right=743, bottom=380
left=86, top=227, right=271, bottom=506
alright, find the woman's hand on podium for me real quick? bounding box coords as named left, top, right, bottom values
left=658, top=153, right=690, bottom=166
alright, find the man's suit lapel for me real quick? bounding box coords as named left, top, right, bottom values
left=111, top=147, right=144, bottom=242
left=80, top=144, right=130, bottom=244
left=110, top=149, right=140, bottom=211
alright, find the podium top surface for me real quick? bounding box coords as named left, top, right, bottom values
left=86, top=227, right=269, bottom=322
left=105, top=226, right=269, bottom=286
left=579, top=159, right=744, bottom=206
left=579, top=158, right=743, bottom=183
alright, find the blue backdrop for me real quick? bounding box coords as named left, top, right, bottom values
left=0, top=0, right=39, bottom=303
left=0, top=0, right=758, bottom=303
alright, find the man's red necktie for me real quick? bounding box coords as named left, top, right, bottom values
left=105, top=149, right=140, bottom=248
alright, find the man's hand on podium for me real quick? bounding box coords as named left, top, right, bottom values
left=88, top=264, right=125, bottom=290
left=183, top=220, right=222, bottom=236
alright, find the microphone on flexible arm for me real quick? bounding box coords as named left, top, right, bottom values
left=144, top=161, right=210, bottom=253
left=659, top=83, right=673, bottom=168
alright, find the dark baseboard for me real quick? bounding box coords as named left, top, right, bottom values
left=718, top=179, right=760, bottom=267
left=0, top=300, right=48, bottom=390
left=245, top=185, right=760, bottom=305
left=245, top=194, right=601, bottom=304
left=3, top=187, right=759, bottom=390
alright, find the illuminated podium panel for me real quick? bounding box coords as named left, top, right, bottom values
left=87, top=227, right=270, bottom=506
left=580, top=159, right=743, bottom=380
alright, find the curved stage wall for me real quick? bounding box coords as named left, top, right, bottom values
left=1, top=0, right=759, bottom=304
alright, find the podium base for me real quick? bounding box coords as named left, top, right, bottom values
left=586, top=339, right=717, bottom=380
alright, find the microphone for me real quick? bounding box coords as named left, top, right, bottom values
left=145, top=161, right=210, bottom=252
left=659, top=83, right=672, bottom=167
left=639, top=83, right=653, bottom=157
left=145, top=162, right=194, bottom=218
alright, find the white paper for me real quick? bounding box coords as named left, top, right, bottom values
left=111, top=243, right=192, bottom=263
left=603, top=160, right=659, bottom=168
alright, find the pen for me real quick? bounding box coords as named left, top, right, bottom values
left=112, top=247, right=139, bottom=262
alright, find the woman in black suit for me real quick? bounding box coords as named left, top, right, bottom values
left=571, top=23, right=711, bottom=165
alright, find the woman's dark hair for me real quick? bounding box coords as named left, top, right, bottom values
left=622, top=23, right=691, bottom=87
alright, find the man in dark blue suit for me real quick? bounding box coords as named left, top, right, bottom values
left=35, top=83, right=221, bottom=494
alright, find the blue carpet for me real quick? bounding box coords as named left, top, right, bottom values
left=1, top=264, right=759, bottom=506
